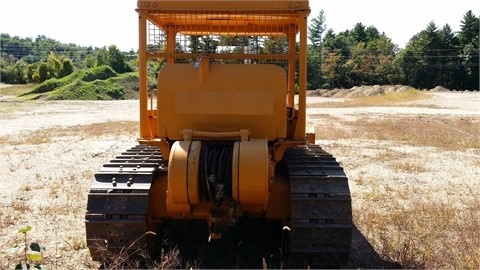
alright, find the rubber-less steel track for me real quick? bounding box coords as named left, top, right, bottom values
left=85, top=145, right=163, bottom=261
left=284, top=144, right=352, bottom=268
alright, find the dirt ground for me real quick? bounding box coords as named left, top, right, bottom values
left=0, top=86, right=479, bottom=269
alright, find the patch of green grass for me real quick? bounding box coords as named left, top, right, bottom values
left=48, top=79, right=123, bottom=100
left=18, top=66, right=142, bottom=100
left=25, top=78, right=70, bottom=95
left=0, top=84, right=35, bottom=96
left=81, top=65, right=118, bottom=82
left=109, top=72, right=142, bottom=99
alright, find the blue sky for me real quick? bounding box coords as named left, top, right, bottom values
left=0, top=0, right=477, bottom=51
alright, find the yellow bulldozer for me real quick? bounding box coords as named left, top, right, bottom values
left=85, top=0, right=352, bottom=268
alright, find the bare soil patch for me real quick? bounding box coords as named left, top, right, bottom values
left=0, top=88, right=479, bottom=269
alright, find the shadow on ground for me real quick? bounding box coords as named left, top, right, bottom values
left=148, top=220, right=401, bottom=269
left=347, top=224, right=401, bottom=269
left=97, top=220, right=400, bottom=269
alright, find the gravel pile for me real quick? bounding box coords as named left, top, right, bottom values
left=309, top=85, right=457, bottom=98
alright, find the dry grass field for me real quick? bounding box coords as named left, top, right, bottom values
left=307, top=90, right=479, bottom=269
left=0, top=85, right=479, bottom=269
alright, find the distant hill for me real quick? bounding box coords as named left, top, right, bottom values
left=20, top=65, right=155, bottom=100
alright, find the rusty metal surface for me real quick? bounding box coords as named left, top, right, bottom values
left=284, top=144, right=352, bottom=268
left=85, top=145, right=163, bottom=262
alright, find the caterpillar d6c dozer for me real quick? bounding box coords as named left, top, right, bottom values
left=85, top=0, right=352, bottom=268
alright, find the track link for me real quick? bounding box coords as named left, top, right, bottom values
left=85, top=145, right=164, bottom=262
left=284, top=144, right=352, bottom=268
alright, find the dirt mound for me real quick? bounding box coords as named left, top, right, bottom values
left=429, top=85, right=450, bottom=92
left=307, top=85, right=464, bottom=98
left=309, top=85, right=415, bottom=98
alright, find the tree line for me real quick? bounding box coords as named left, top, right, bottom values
left=1, top=10, right=478, bottom=90
left=308, top=10, right=479, bottom=90
left=0, top=34, right=135, bottom=84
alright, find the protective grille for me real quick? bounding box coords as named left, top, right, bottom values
left=146, top=11, right=298, bottom=64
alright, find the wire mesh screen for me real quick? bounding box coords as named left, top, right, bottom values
left=146, top=11, right=298, bottom=65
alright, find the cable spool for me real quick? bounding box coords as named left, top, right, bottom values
left=199, top=143, right=233, bottom=206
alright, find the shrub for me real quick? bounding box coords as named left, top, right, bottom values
left=25, top=78, right=68, bottom=94
left=2, top=225, right=48, bottom=269
left=106, top=86, right=125, bottom=99
left=81, top=65, right=118, bottom=82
